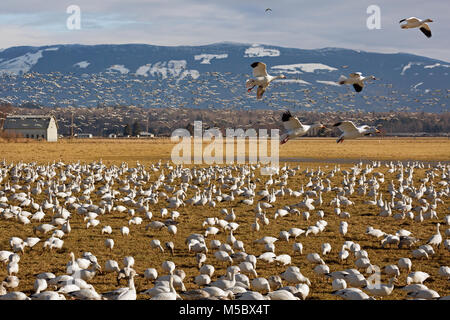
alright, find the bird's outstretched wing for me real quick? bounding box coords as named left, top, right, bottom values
left=349, top=72, right=362, bottom=78
left=420, top=24, right=432, bottom=38
left=353, top=83, right=363, bottom=92
left=281, top=111, right=302, bottom=132
left=333, top=121, right=358, bottom=134
left=265, top=8, right=272, bottom=12
left=256, top=86, right=266, bottom=99
left=399, top=18, right=406, bottom=23
left=251, top=62, right=268, bottom=77
left=405, top=17, right=420, bottom=24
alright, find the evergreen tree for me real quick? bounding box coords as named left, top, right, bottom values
left=123, top=123, right=132, bottom=136
left=132, top=121, right=141, bottom=136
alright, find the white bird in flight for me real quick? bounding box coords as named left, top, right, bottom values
left=399, top=17, right=433, bottom=38
left=280, top=110, right=325, bottom=144
left=333, top=121, right=380, bottom=143
left=338, top=72, right=377, bottom=92
left=246, top=62, right=286, bottom=99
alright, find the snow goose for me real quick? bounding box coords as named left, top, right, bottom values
left=162, top=260, right=176, bottom=275
left=24, top=237, right=40, bottom=250
left=332, top=278, right=347, bottom=290
left=2, top=276, right=19, bottom=289
left=321, top=243, right=332, bottom=255
left=280, top=110, right=324, bottom=144
left=236, top=291, right=266, bottom=300
left=105, top=260, right=120, bottom=273
left=251, top=277, right=271, bottom=293
left=333, top=288, right=374, bottom=300
left=67, top=288, right=102, bottom=300
left=399, top=17, right=433, bottom=38
left=267, top=289, right=300, bottom=300
left=384, top=265, right=401, bottom=277
left=364, top=277, right=397, bottom=298
left=306, top=253, right=325, bottom=265
left=338, top=72, right=377, bottom=92
left=194, top=274, right=211, bottom=287
left=293, top=242, right=303, bottom=255
left=426, top=223, right=442, bottom=248
left=202, top=286, right=234, bottom=300
left=398, top=258, right=412, bottom=272
left=101, top=226, right=112, bottom=234
left=199, top=264, right=215, bottom=277
left=150, top=239, right=164, bottom=252
left=144, top=268, right=158, bottom=282
left=210, top=270, right=237, bottom=290
left=281, top=267, right=311, bottom=286
left=275, top=254, right=292, bottom=266
left=438, top=266, right=450, bottom=279
left=314, top=264, right=330, bottom=276
left=0, top=291, right=30, bottom=300
left=31, top=291, right=66, bottom=300
left=0, top=251, right=13, bottom=264
left=165, top=241, right=175, bottom=255
left=67, top=252, right=81, bottom=274
left=288, top=227, right=305, bottom=239
left=295, top=283, right=310, bottom=300
left=77, top=263, right=102, bottom=281
left=407, top=288, right=440, bottom=300
left=333, top=121, right=380, bottom=143
left=105, top=238, right=114, bottom=251
left=406, top=271, right=430, bottom=285
left=121, top=226, right=130, bottom=236
left=246, top=62, right=286, bottom=99
left=258, top=252, right=276, bottom=264
left=102, top=270, right=137, bottom=300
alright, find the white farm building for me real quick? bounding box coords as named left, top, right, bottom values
left=2, top=115, right=58, bottom=142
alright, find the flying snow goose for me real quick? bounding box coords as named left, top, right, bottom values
left=246, top=62, right=286, bottom=99
left=280, top=110, right=325, bottom=144
left=338, top=72, right=377, bottom=92
left=333, top=121, right=380, bottom=143
left=399, top=17, right=433, bottom=38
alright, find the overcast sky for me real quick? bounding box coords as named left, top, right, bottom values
left=1, top=0, right=448, bottom=61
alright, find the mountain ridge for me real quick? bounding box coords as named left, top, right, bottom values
left=0, top=42, right=448, bottom=112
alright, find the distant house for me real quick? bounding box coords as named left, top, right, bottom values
left=2, top=115, right=58, bottom=142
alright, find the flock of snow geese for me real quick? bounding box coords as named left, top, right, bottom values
left=247, top=16, right=435, bottom=144
left=0, top=158, right=448, bottom=300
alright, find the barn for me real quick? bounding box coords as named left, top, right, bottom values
left=1, top=115, right=58, bottom=142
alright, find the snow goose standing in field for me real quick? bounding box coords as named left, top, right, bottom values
left=364, top=277, right=398, bottom=298
left=406, top=271, right=430, bottom=285
left=246, top=62, right=286, bottom=99
left=426, top=223, right=442, bottom=248
left=399, top=17, right=433, bottom=38
left=102, top=270, right=137, bottom=300
left=279, top=110, right=324, bottom=144
left=338, top=72, right=377, bottom=92
left=333, top=121, right=380, bottom=143
left=105, top=238, right=114, bottom=251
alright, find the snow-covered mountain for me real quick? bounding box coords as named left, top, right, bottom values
left=0, top=43, right=448, bottom=112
